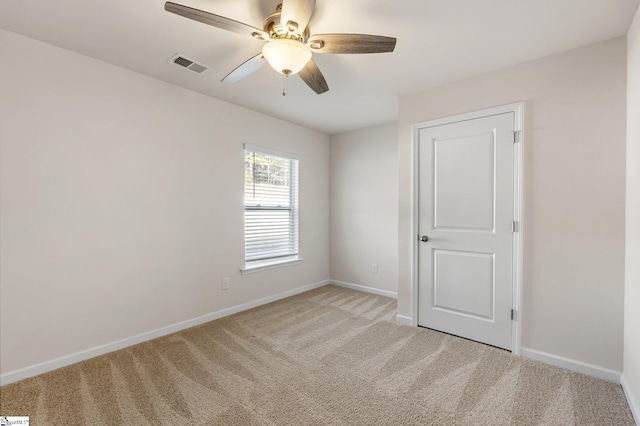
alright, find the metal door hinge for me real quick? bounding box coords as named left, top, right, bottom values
left=512, top=220, right=519, bottom=233
left=513, top=131, right=522, bottom=144
left=511, top=309, right=516, bottom=321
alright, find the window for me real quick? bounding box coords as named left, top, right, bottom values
left=243, top=144, right=299, bottom=270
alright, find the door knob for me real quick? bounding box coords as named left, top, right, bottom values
left=420, top=235, right=429, bottom=242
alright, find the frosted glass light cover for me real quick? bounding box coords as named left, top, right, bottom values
left=262, top=39, right=312, bottom=75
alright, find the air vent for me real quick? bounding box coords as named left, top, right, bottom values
left=168, top=54, right=209, bottom=75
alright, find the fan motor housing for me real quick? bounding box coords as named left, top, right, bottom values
left=263, top=10, right=310, bottom=42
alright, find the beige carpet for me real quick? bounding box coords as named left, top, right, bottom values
left=0, top=285, right=635, bottom=425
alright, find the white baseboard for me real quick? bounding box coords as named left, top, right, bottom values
left=329, top=280, right=397, bottom=299
left=621, top=374, right=640, bottom=425
left=0, top=279, right=330, bottom=386
left=394, top=314, right=413, bottom=326
left=521, top=347, right=622, bottom=383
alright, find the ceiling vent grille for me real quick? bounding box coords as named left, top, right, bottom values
left=168, top=54, right=209, bottom=74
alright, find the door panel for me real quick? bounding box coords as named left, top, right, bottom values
left=433, top=249, right=494, bottom=320
left=434, top=132, right=495, bottom=231
left=418, top=112, right=514, bottom=350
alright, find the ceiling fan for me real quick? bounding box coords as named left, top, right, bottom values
left=165, top=0, right=397, bottom=95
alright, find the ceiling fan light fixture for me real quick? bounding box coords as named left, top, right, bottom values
left=165, top=1, right=397, bottom=95
left=262, top=38, right=312, bottom=75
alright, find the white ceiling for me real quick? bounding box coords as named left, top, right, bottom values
left=1, top=0, right=638, bottom=134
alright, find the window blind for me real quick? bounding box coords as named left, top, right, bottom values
left=244, top=145, right=299, bottom=262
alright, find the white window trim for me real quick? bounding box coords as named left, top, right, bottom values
left=244, top=143, right=299, bottom=161
left=240, top=255, right=304, bottom=274
left=243, top=143, right=300, bottom=272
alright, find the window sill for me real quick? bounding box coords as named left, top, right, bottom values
left=241, top=256, right=303, bottom=274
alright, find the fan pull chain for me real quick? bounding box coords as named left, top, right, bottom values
left=282, top=69, right=292, bottom=96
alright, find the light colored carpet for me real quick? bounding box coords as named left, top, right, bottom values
left=0, top=285, right=635, bottom=425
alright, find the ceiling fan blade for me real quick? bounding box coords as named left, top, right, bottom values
left=165, top=2, right=270, bottom=40
left=298, top=59, right=329, bottom=94
left=281, top=0, right=316, bottom=33
left=308, top=34, right=396, bottom=54
left=222, top=53, right=266, bottom=84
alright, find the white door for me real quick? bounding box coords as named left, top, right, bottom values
left=418, top=112, right=515, bottom=350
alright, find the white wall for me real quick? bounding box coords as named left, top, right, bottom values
left=398, top=37, right=627, bottom=371
left=330, top=123, right=398, bottom=294
left=0, top=29, right=330, bottom=376
left=624, top=4, right=640, bottom=419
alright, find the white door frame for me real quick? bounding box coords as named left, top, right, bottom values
left=411, top=102, right=524, bottom=355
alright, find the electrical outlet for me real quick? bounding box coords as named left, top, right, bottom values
left=372, top=264, right=378, bottom=274
left=221, top=277, right=229, bottom=290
